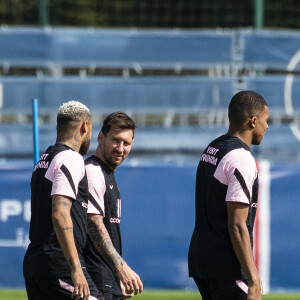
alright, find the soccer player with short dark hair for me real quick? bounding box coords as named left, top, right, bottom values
left=23, top=101, right=103, bottom=300
left=188, top=91, right=269, bottom=300
left=83, top=112, right=143, bottom=300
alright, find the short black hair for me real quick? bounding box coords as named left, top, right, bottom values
left=101, top=112, right=136, bottom=138
left=228, top=91, right=268, bottom=126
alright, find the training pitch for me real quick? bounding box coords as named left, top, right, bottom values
left=0, top=290, right=300, bottom=299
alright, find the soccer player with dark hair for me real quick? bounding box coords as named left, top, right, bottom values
left=83, top=112, right=143, bottom=300
left=23, top=101, right=103, bottom=300
left=188, top=91, right=269, bottom=300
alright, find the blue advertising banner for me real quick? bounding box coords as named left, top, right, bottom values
left=0, top=160, right=32, bottom=287
left=269, top=164, right=300, bottom=291
left=0, top=159, right=300, bottom=292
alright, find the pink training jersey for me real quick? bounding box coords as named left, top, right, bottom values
left=85, top=162, right=106, bottom=216
left=214, top=148, right=257, bottom=205
left=189, top=134, right=259, bottom=280
left=24, top=143, right=89, bottom=278
left=45, top=149, right=86, bottom=200
left=84, top=155, right=123, bottom=296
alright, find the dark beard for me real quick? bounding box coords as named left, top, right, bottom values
left=79, top=136, right=90, bottom=156
left=102, top=149, right=123, bottom=171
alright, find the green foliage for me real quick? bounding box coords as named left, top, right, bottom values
left=0, top=0, right=300, bottom=28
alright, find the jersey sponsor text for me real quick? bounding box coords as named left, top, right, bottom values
left=201, top=153, right=218, bottom=165
left=110, top=218, right=120, bottom=223
left=34, top=160, right=49, bottom=171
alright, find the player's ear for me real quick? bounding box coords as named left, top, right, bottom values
left=249, top=116, right=257, bottom=129
left=98, top=131, right=104, bottom=143
left=80, top=120, right=89, bottom=134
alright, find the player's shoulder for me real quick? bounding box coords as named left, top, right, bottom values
left=45, top=147, right=85, bottom=182
left=54, top=148, right=84, bottom=165
left=85, top=154, right=99, bottom=166
left=220, top=147, right=256, bottom=178
left=207, top=134, right=253, bottom=161
left=85, top=155, right=103, bottom=171
left=227, top=147, right=255, bottom=163
left=212, top=135, right=255, bottom=167
left=85, top=155, right=109, bottom=172
left=85, top=155, right=105, bottom=179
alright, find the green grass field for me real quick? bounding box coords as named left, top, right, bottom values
left=0, top=290, right=299, bottom=300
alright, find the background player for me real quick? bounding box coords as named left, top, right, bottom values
left=23, top=101, right=103, bottom=300
left=83, top=112, right=143, bottom=300
left=188, top=91, right=269, bottom=300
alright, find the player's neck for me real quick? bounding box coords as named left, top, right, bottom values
left=227, top=128, right=252, bottom=147
left=56, top=137, right=81, bottom=153
left=94, top=148, right=117, bottom=172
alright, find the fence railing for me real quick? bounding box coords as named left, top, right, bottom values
left=1, top=28, right=300, bottom=127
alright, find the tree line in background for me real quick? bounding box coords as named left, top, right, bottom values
left=0, top=0, right=299, bottom=29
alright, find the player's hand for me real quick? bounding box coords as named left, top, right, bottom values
left=120, top=281, right=134, bottom=299
left=247, top=278, right=262, bottom=300
left=71, top=267, right=90, bottom=300
left=116, top=263, right=143, bottom=295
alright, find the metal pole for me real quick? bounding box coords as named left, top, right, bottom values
left=32, top=98, right=40, bottom=166
left=39, top=0, right=49, bottom=26
left=255, top=0, right=264, bottom=30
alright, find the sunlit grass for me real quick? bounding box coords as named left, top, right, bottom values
left=0, top=289, right=299, bottom=300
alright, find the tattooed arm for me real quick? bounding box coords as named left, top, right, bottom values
left=87, top=214, right=143, bottom=296
left=52, top=195, right=90, bottom=300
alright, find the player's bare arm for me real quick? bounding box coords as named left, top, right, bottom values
left=52, top=195, right=90, bottom=300
left=87, top=214, right=143, bottom=296
left=227, top=202, right=262, bottom=300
